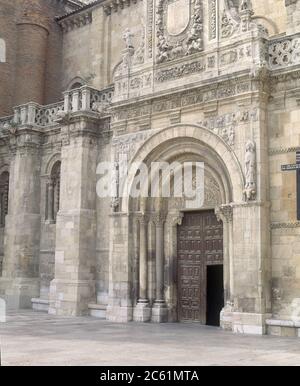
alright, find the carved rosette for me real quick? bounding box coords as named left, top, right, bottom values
left=156, top=0, right=203, bottom=63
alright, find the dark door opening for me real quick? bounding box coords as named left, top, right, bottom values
left=206, top=265, right=224, bottom=327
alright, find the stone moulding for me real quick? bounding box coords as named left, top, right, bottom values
left=103, top=0, right=143, bottom=15
left=59, top=11, right=92, bottom=33
left=271, top=222, right=300, bottom=230
left=269, top=146, right=300, bottom=156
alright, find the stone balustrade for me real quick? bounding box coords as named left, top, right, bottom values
left=63, top=85, right=113, bottom=114
left=0, top=85, right=114, bottom=131
left=0, top=115, right=13, bottom=131
left=269, top=33, right=300, bottom=69
left=12, top=102, right=64, bottom=127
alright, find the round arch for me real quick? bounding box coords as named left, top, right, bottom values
left=120, top=124, right=244, bottom=212
left=43, top=153, right=61, bottom=176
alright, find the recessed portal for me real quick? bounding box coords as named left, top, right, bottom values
left=206, top=265, right=224, bottom=327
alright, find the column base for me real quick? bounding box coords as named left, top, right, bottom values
left=151, top=301, right=168, bottom=323
left=133, top=301, right=151, bottom=322
left=232, top=312, right=272, bottom=335
left=0, top=277, right=40, bottom=310
left=106, top=305, right=133, bottom=323
left=48, top=279, right=95, bottom=316
left=220, top=302, right=234, bottom=331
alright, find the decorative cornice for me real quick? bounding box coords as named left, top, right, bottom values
left=103, top=0, right=143, bottom=16
left=59, top=11, right=92, bottom=32
left=271, top=221, right=300, bottom=230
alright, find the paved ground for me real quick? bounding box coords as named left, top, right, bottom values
left=0, top=311, right=300, bottom=366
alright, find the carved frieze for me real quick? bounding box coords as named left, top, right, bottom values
left=209, top=0, right=217, bottom=40
left=147, top=0, right=154, bottom=58
left=112, top=78, right=257, bottom=124
left=155, top=59, right=206, bottom=82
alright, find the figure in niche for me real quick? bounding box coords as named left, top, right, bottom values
left=243, top=140, right=256, bottom=201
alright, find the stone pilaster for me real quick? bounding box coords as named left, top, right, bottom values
left=215, top=204, right=234, bottom=331
left=0, top=127, right=42, bottom=309
left=106, top=212, right=133, bottom=322
left=49, top=113, right=99, bottom=316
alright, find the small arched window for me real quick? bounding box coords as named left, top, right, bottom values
left=0, top=171, right=9, bottom=227
left=0, top=39, right=6, bottom=63
left=47, top=161, right=61, bottom=222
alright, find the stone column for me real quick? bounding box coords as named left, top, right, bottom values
left=49, top=113, right=99, bottom=316
left=152, top=213, right=168, bottom=323
left=133, top=215, right=151, bottom=322
left=165, top=212, right=184, bottom=322
left=215, top=205, right=234, bottom=331
left=0, top=128, right=42, bottom=309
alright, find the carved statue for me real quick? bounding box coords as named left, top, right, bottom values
left=226, top=0, right=240, bottom=21
left=123, top=28, right=134, bottom=49
left=243, top=140, right=256, bottom=201
left=240, top=0, right=252, bottom=12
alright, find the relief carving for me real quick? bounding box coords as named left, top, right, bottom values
left=156, top=0, right=203, bottom=63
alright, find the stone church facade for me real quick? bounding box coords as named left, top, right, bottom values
left=1, top=0, right=300, bottom=337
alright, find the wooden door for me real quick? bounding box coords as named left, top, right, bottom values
left=177, top=211, right=223, bottom=323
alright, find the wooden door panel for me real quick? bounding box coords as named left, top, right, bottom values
left=177, top=210, right=223, bottom=323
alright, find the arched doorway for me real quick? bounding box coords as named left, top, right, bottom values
left=108, top=125, right=244, bottom=324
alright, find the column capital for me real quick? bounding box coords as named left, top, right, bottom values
left=136, top=213, right=149, bottom=226
left=215, top=204, right=233, bottom=224
left=166, top=212, right=184, bottom=227
left=151, top=212, right=167, bottom=227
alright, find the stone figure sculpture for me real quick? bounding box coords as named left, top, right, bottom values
left=123, top=28, right=134, bottom=49
left=243, top=140, right=256, bottom=201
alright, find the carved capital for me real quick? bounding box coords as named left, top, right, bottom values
left=151, top=212, right=166, bottom=227
left=215, top=204, right=233, bottom=224
left=166, top=213, right=184, bottom=227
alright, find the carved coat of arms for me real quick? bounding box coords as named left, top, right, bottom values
left=166, top=0, right=191, bottom=36
left=156, top=0, right=203, bottom=63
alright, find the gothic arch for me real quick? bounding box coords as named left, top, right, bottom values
left=121, top=124, right=244, bottom=212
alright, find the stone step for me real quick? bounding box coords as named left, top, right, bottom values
left=88, top=303, right=107, bottom=319
left=31, top=298, right=49, bottom=313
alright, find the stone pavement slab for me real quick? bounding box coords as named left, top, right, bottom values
left=0, top=311, right=300, bottom=366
